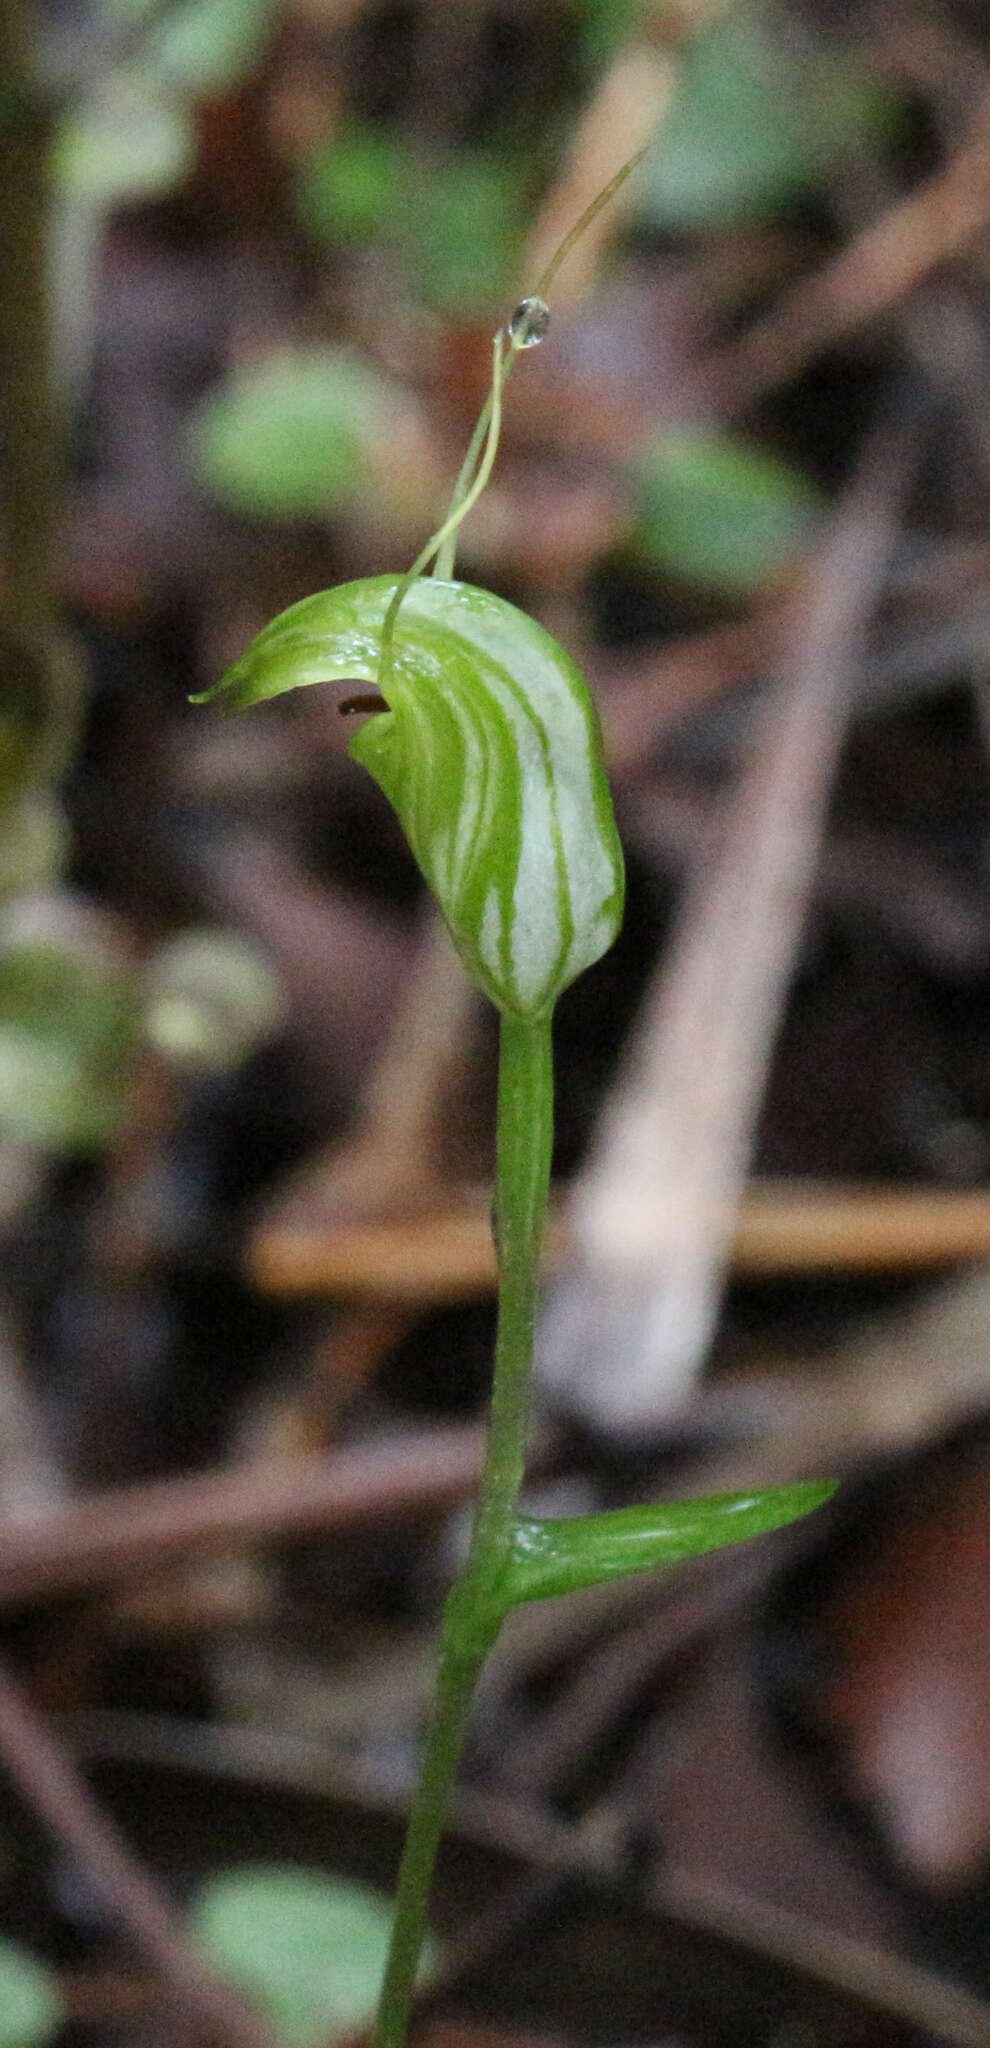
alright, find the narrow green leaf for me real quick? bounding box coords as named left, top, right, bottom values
left=194, top=575, right=624, bottom=1019
left=503, top=1482, right=837, bottom=1605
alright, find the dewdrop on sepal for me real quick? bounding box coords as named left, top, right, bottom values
left=508, top=297, right=550, bottom=349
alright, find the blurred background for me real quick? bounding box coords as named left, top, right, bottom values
left=3, top=0, right=990, bottom=2041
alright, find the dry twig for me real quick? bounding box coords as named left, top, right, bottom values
left=537, top=414, right=916, bottom=1434
left=710, top=77, right=990, bottom=414
left=0, top=1422, right=487, bottom=1609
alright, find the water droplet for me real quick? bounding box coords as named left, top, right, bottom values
left=509, top=296, right=550, bottom=349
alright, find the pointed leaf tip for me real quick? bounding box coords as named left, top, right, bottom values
left=504, top=1480, right=837, bottom=1607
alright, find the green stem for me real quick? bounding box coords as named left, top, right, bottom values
left=378, top=333, right=509, bottom=699
left=372, top=1011, right=554, bottom=2048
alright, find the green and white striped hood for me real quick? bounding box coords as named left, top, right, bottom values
left=197, top=575, right=624, bottom=1019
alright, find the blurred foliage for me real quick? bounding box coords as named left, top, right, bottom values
left=0, top=638, right=50, bottom=809
left=54, top=0, right=278, bottom=206
left=397, top=148, right=527, bottom=313
left=97, top=0, right=277, bottom=94
left=143, top=928, right=284, bottom=1074
left=0, top=1938, right=61, bottom=2048
left=0, top=939, right=139, bottom=1151
left=188, top=347, right=399, bottom=522
left=631, top=430, right=821, bottom=591
left=0, top=796, right=68, bottom=901
left=193, top=1867, right=435, bottom=2046
left=575, top=0, right=638, bottom=77
left=294, top=124, right=409, bottom=248
left=296, top=134, right=528, bottom=314
left=54, top=70, right=194, bottom=201
left=638, top=8, right=898, bottom=229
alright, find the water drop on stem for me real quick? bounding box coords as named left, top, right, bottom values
left=509, top=296, right=550, bottom=349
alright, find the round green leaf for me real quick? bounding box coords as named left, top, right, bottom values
left=637, top=10, right=898, bottom=230
left=193, top=1867, right=432, bottom=2047
left=0, top=1938, right=61, bottom=2048
left=401, top=151, right=526, bottom=314
left=188, top=348, right=392, bottom=521
left=295, top=127, right=407, bottom=248
left=0, top=938, right=138, bottom=1151
left=54, top=72, right=193, bottom=201
left=96, top=0, right=276, bottom=94
left=142, top=928, right=283, bottom=1073
left=632, top=430, right=820, bottom=592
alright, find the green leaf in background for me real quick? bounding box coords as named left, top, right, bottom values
left=0, top=939, right=139, bottom=1151
left=295, top=133, right=528, bottom=315
left=632, top=429, right=821, bottom=592
left=55, top=70, right=193, bottom=201
left=142, top=928, right=284, bottom=1073
left=295, top=125, right=408, bottom=249
left=505, top=1482, right=837, bottom=1605
left=575, top=0, right=639, bottom=77
left=0, top=1938, right=61, bottom=2048
left=195, top=576, right=625, bottom=1019
left=0, top=633, right=52, bottom=808
left=188, top=348, right=395, bottom=522
left=638, top=8, right=898, bottom=230
left=97, top=0, right=276, bottom=94
left=193, top=1868, right=435, bottom=2047
left=401, top=150, right=527, bottom=314
left=0, top=796, right=69, bottom=900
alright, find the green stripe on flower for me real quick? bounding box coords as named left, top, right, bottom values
left=195, top=574, right=624, bottom=1019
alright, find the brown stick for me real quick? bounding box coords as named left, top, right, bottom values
left=0, top=1423, right=485, bottom=1611
left=418, top=1785, right=990, bottom=2048
left=251, top=1180, right=990, bottom=1302
left=0, top=1655, right=280, bottom=2048
left=710, top=78, right=990, bottom=414
left=538, top=415, right=915, bottom=1433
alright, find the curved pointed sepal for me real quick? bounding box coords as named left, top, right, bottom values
left=502, top=1481, right=837, bottom=1607
left=193, top=576, right=624, bottom=1018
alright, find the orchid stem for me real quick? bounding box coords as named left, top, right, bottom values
left=372, top=1012, right=554, bottom=2048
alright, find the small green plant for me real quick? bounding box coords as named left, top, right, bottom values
left=196, top=158, right=835, bottom=2048
left=193, top=1867, right=432, bottom=2047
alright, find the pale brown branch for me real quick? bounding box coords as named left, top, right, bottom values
left=710, top=78, right=990, bottom=415
left=537, top=414, right=915, bottom=1434
left=251, top=1178, right=990, bottom=1303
